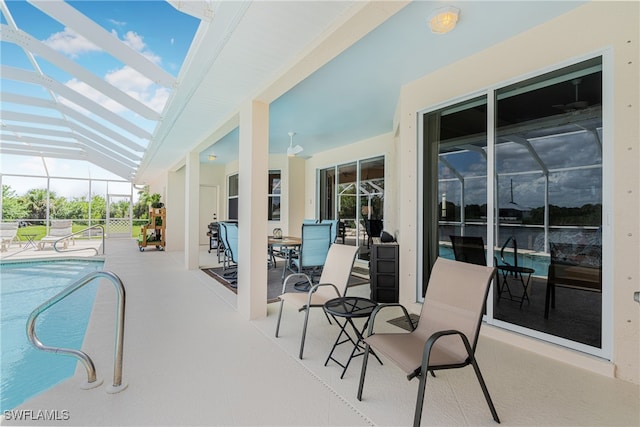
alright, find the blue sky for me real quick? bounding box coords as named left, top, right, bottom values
left=1, top=0, right=200, bottom=195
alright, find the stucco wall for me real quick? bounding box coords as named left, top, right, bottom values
left=398, top=1, right=639, bottom=383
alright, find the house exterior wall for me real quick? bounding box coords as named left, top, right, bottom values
left=397, top=1, right=639, bottom=384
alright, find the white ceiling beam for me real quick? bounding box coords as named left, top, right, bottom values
left=1, top=130, right=140, bottom=168
left=1, top=143, right=136, bottom=180
left=0, top=144, right=85, bottom=157
left=168, top=0, right=214, bottom=21
left=28, top=0, right=176, bottom=88
left=1, top=109, right=144, bottom=157
left=0, top=24, right=161, bottom=120
left=2, top=66, right=152, bottom=140
left=1, top=135, right=80, bottom=149
left=84, top=151, right=136, bottom=180
left=1, top=119, right=142, bottom=161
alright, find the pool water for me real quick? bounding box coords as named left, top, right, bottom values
left=0, top=259, right=104, bottom=412
left=439, top=245, right=551, bottom=276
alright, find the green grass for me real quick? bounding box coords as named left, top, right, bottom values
left=15, top=223, right=144, bottom=240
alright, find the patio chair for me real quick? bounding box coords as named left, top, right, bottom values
left=0, top=222, right=20, bottom=252
left=219, top=222, right=238, bottom=287
left=357, top=257, right=500, bottom=426
left=320, top=219, right=339, bottom=243
left=364, top=219, right=383, bottom=247
left=450, top=235, right=487, bottom=266
left=38, top=220, right=74, bottom=250
left=275, top=243, right=359, bottom=359
left=288, top=222, right=332, bottom=285
left=545, top=242, right=602, bottom=319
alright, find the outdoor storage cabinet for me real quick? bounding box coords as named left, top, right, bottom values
left=370, top=241, right=399, bottom=303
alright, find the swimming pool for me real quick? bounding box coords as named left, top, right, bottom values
left=0, top=259, right=104, bottom=412
left=439, top=245, right=551, bottom=276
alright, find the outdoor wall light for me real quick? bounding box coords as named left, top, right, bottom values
left=428, top=6, right=460, bottom=34
left=208, top=154, right=217, bottom=161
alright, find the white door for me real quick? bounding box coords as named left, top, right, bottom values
left=199, top=186, right=218, bottom=245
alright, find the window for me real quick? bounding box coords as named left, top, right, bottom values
left=268, top=170, right=281, bottom=221
left=227, top=174, right=238, bottom=220
left=420, top=56, right=605, bottom=356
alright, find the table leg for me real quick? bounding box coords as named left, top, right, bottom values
left=325, top=315, right=382, bottom=379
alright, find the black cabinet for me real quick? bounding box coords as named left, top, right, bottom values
left=370, top=241, right=399, bottom=303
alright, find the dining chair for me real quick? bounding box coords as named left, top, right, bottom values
left=288, top=222, right=332, bottom=283
left=275, top=243, right=359, bottom=359
left=357, top=257, right=500, bottom=426
left=219, top=222, right=239, bottom=286
left=320, top=219, right=338, bottom=243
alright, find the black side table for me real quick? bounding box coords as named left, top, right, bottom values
left=497, top=265, right=535, bottom=308
left=323, top=296, right=383, bottom=378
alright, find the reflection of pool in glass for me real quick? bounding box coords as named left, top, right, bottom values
left=0, top=259, right=104, bottom=411
left=439, top=244, right=550, bottom=276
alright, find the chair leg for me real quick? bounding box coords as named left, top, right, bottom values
left=299, top=307, right=311, bottom=359
left=357, top=343, right=371, bottom=401
left=413, top=369, right=429, bottom=427
left=275, top=300, right=285, bottom=337
left=469, top=355, right=501, bottom=423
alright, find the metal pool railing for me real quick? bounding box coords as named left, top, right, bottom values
left=26, top=270, right=127, bottom=393
left=53, top=224, right=106, bottom=255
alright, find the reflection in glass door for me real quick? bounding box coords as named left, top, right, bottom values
left=421, top=56, right=605, bottom=356
left=422, top=96, right=488, bottom=292
left=494, top=58, right=603, bottom=349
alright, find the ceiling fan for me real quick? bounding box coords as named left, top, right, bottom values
left=287, top=131, right=303, bottom=157
left=553, top=78, right=589, bottom=112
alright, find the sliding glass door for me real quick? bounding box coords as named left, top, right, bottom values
left=319, top=156, right=385, bottom=261
left=420, top=56, right=606, bottom=356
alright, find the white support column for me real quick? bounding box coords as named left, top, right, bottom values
left=238, top=100, right=269, bottom=320
left=185, top=151, right=200, bottom=269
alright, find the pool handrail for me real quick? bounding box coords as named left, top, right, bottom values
left=53, top=224, right=105, bottom=255
left=26, top=270, right=127, bottom=393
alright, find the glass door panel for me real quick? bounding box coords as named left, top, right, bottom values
left=358, top=157, right=385, bottom=261
left=337, top=163, right=358, bottom=249
left=494, top=57, right=603, bottom=349
left=423, top=96, right=488, bottom=294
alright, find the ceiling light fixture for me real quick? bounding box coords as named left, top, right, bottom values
left=208, top=154, right=217, bottom=161
left=428, top=6, right=460, bottom=34
left=287, top=131, right=303, bottom=157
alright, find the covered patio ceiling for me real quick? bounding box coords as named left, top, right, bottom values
left=1, top=1, right=588, bottom=184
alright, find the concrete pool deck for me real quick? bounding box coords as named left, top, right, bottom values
left=3, top=238, right=639, bottom=426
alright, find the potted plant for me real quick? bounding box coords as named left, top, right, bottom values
left=149, top=193, right=164, bottom=209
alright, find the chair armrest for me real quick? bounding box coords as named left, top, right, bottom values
left=282, top=273, right=312, bottom=294
left=310, top=282, right=341, bottom=295
left=408, top=329, right=472, bottom=380
left=366, top=303, right=415, bottom=338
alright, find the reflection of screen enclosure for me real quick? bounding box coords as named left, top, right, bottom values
left=423, top=56, right=603, bottom=351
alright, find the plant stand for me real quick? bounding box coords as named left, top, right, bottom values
left=138, top=207, right=166, bottom=251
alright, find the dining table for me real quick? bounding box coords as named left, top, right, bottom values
left=268, top=236, right=301, bottom=282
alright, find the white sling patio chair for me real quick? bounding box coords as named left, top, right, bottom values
left=275, top=243, right=359, bottom=359
left=38, top=220, right=74, bottom=250
left=0, top=222, right=20, bottom=252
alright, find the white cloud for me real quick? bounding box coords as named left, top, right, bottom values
left=43, top=27, right=102, bottom=58
left=121, top=31, right=162, bottom=65
left=48, top=25, right=169, bottom=124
